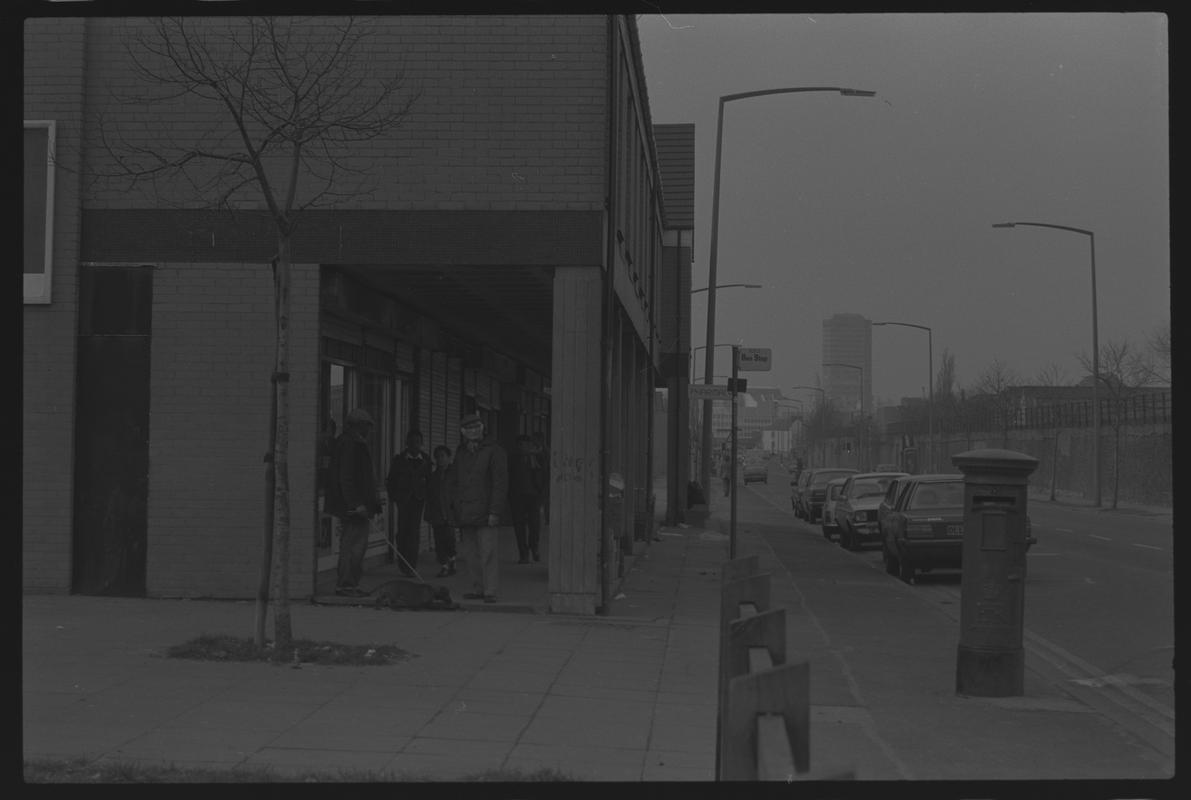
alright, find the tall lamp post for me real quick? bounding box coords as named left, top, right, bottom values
left=822, top=362, right=865, bottom=470
left=873, top=321, right=933, bottom=472
left=992, top=221, right=1100, bottom=507
left=700, top=86, right=877, bottom=497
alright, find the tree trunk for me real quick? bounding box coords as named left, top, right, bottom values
left=254, top=369, right=277, bottom=647
left=271, top=233, right=294, bottom=649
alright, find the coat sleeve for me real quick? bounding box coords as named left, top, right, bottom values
left=339, top=440, right=365, bottom=512
left=489, top=447, right=509, bottom=518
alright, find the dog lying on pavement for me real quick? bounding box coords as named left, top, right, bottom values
left=372, top=579, right=459, bottom=611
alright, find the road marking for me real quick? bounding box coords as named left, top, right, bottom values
left=1132, top=543, right=1164, bottom=551
left=1089, top=534, right=1111, bottom=541
left=1057, top=528, right=1074, bottom=532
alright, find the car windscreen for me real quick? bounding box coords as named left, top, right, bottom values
left=909, top=481, right=964, bottom=510
left=850, top=480, right=886, bottom=499
left=811, top=471, right=853, bottom=488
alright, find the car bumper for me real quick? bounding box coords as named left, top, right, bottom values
left=898, top=539, right=962, bottom=567
left=849, top=523, right=882, bottom=543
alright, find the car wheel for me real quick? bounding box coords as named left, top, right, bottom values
left=839, top=526, right=854, bottom=551
left=883, top=546, right=899, bottom=575
left=898, top=552, right=916, bottom=584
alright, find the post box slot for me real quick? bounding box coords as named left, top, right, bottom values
left=972, top=495, right=1015, bottom=509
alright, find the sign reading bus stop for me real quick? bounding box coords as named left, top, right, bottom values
left=735, top=347, right=772, bottom=371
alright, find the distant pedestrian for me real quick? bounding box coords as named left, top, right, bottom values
left=509, top=434, right=546, bottom=563
left=425, top=444, right=457, bottom=577
left=386, top=429, right=430, bottom=576
left=325, top=408, right=381, bottom=597
left=444, top=413, right=508, bottom=603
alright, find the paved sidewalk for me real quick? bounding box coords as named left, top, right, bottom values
left=22, top=497, right=1175, bottom=784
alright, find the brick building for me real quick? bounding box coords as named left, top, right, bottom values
left=22, top=16, right=692, bottom=614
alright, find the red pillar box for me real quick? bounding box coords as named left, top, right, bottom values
left=951, top=448, right=1039, bottom=697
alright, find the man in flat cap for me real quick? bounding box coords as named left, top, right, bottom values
left=325, top=408, right=381, bottom=596
left=444, top=413, right=508, bottom=603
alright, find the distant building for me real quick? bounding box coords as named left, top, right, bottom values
left=822, top=313, right=872, bottom=416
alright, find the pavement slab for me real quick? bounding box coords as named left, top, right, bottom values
left=21, top=498, right=1175, bottom=784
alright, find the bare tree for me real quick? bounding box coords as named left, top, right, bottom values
left=94, top=17, right=419, bottom=648
left=933, top=348, right=960, bottom=455
left=1143, top=319, right=1171, bottom=385
left=1033, top=362, right=1070, bottom=500
left=1078, top=340, right=1153, bottom=509
left=969, top=358, right=1023, bottom=448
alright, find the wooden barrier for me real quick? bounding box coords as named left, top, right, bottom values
left=716, top=554, right=855, bottom=781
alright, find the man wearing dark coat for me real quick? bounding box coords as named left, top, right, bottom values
left=444, top=413, right=508, bottom=603
left=386, top=429, right=430, bottom=576
left=325, top=408, right=381, bottom=596
left=509, top=434, right=546, bottom=563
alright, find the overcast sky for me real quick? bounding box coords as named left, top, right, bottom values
left=636, top=13, right=1169, bottom=406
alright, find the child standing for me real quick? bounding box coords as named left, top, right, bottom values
left=425, top=445, right=457, bottom=577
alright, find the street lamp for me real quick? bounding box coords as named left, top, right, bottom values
left=873, top=321, right=933, bottom=472
left=700, top=86, right=877, bottom=496
left=690, top=343, right=736, bottom=383
left=992, top=221, right=1100, bottom=507
left=691, top=283, right=762, bottom=295
left=823, top=362, right=865, bottom=470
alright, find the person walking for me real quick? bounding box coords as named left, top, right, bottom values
left=509, top=434, right=546, bottom=563
left=386, top=429, right=430, bottom=576
left=444, top=413, right=508, bottom=603
left=325, top=408, right=381, bottom=597
left=425, top=444, right=457, bottom=577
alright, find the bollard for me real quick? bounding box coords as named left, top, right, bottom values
left=951, top=448, right=1039, bottom=697
left=722, top=661, right=811, bottom=780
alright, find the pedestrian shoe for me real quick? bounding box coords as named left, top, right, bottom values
left=462, top=592, right=485, bottom=600
left=483, top=595, right=498, bottom=604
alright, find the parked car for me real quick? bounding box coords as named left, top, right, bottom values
left=880, top=475, right=1038, bottom=584
left=873, top=463, right=902, bottom=473
left=743, top=459, right=769, bottom=484
left=881, top=474, right=967, bottom=583
left=835, top=471, right=910, bottom=550
left=800, top=467, right=859, bottom=523
left=819, top=477, right=850, bottom=540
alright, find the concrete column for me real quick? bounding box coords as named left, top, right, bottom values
left=548, top=266, right=602, bottom=614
